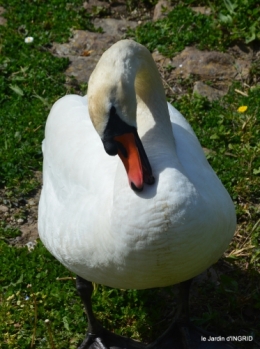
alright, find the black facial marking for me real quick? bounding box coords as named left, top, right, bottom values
left=102, top=106, right=136, bottom=157
left=102, top=140, right=118, bottom=156
left=101, top=106, right=155, bottom=189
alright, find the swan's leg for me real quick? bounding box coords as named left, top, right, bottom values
left=76, top=276, right=108, bottom=349
left=146, top=279, right=194, bottom=349
left=76, top=276, right=145, bottom=349
left=175, top=279, right=193, bottom=349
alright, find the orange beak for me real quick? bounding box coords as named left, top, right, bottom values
left=114, top=133, right=144, bottom=191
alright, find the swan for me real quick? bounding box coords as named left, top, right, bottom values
left=38, top=39, right=236, bottom=349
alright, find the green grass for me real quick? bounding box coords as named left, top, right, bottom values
left=0, top=0, right=94, bottom=192
left=0, top=0, right=260, bottom=348
left=0, top=240, right=175, bottom=348
left=130, top=0, right=260, bottom=55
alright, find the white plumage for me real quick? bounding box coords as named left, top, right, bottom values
left=38, top=40, right=236, bottom=291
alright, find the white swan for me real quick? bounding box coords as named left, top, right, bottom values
left=38, top=39, right=236, bottom=349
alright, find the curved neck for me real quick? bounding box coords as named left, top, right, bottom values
left=111, top=41, right=174, bottom=143
left=88, top=40, right=176, bottom=178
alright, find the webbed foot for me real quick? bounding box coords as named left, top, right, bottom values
left=78, top=332, right=108, bottom=349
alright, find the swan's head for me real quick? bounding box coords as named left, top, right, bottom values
left=87, top=40, right=155, bottom=192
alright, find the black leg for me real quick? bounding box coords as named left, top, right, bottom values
left=76, top=276, right=145, bottom=349
left=177, top=279, right=192, bottom=323
left=176, top=279, right=193, bottom=349
left=146, top=279, right=194, bottom=349
left=76, top=276, right=108, bottom=349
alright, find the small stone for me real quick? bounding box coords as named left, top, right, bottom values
left=0, top=204, right=8, bottom=212
left=153, top=0, right=173, bottom=21
left=26, top=241, right=37, bottom=251
left=83, top=0, right=110, bottom=11
left=191, top=7, right=211, bottom=15
left=28, top=199, right=35, bottom=206
left=17, top=218, right=24, bottom=224
left=193, top=81, right=227, bottom=101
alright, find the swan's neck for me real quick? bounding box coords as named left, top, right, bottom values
left=115, top=42, right=173, bottom=140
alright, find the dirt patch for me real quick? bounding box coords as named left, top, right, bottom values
left=0, top=171, right=42, bottom=247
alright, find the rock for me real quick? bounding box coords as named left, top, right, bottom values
left=17, top=218, right=24, bottom=224
left=228, top=43, right=253, bottom=60
left=28, top=199, right=36, bottom=206
left=27, top=218, right=35, bottom=224
left=171, top=47, right=250, bottom=80
left=83, top=0, right=111, bottom=17
left=110, top=1, right=127, bottom=16
left=83, top=0, right=110, bottom=13
left=94, top=18, right=138, bottom=38
left=84, top=0, right=128, bottom=17
left=52, top=31, right=118, bottom=84
left=0, top=204, right=8, bottom=213
left=153, top=0, right=173, bottom=21
left=191, top=7, right=211, bottom=15
left=152, top=50, right=172, bottom=66
left=167, top=47, right=251, bottom=98
left=19, top=223, right=39, bottom=243
left=51, top=18, right=138, bottom=85
left=152, top=45, right=252, bottom=100
left=193, top=81, right=227, bottom=101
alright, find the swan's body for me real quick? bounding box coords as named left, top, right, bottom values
left=39, top=40, right=236, bottom=348
left=38, top=40, right=235, bottom=292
